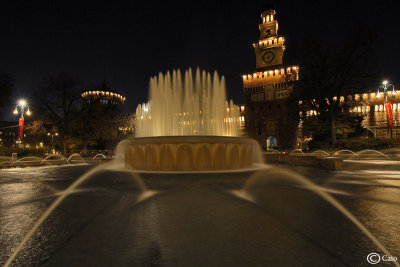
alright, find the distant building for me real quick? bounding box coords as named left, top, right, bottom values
left=300, top=92, right=400, bottom=140
left=81, top=81, right=126, bottom=106
left=359, top=92, right=400, bottom=138
left=242, top=8, right=299, bottom=150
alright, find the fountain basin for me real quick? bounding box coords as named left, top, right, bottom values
left=124, top=136, right=260, bottom=171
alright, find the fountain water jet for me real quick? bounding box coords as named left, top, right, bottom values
left=136, top=68, right=240, bottom=137
left=93, top=153, right=107, bottom=159
left=126, top=68, right=262, bottom=171
left=3, top=162, right=150, bottom=267
left=240, top=168, right=399, bottom=266
left=67, top=153, right=85, bottom=163
left=41, top=154, right=67, bottom=164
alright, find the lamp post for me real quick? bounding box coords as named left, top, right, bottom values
left=378, top=81, right=395, bottom=145
left=47, top=132, right=58, bottom=154
left=378, top=80, right=395, bottom=102
left=13, top=99, right=31, bottom=143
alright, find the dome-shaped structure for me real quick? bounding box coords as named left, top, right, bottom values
left=81, top=81, right=126, bottom=105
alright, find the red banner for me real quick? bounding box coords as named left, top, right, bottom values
left=18, top=117, right=24, bottom=139
left=384, top=102, right=394, bottom=129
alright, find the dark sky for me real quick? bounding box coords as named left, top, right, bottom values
left=1, top=0, right=399, bottom=113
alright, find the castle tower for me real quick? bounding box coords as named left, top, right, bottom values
left=255, top=9, right=284, bottom=69
left=242, top=8, right=299, bottom=150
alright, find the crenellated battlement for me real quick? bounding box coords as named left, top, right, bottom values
left=242, top=66, right=299, bottom=89
left=253, top=37, right=285, bottom=49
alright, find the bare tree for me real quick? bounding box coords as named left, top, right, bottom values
left=32, top=73, right=82, bottom=153
left=293, top=26, right=377, bottom=146
left=0, top=71, right=14, bottom=119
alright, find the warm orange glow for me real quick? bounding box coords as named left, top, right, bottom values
left=82, top=90, right=126, bottom=103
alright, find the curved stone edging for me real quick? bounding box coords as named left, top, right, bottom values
left=124, top=136, right=259, bottom=171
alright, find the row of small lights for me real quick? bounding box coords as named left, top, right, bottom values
left=353, top=91, right=399, bottom=101
left=81, top=91, right=126, bottom=102
left=297, top=91, right=399, bottom=105
left=243, top=66, right=299, bottom=80
left=254, top=37, right=285, bottom=47
left=302, top=103, right=400, bottom=116
left=330, top=81, right=397, bottom=102
left=300, top=110, right=318, bottom=117
left=351, top=103, right=400, bottom=113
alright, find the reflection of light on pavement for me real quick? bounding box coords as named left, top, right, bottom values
left=0, top=183, right=44, bottom=254
left=1, top=183, right=37, bottom=205
left=359, top=194, right=400, bottom=252
left=344, top=160, right=400, bottom=165
left=335, top=168, right=400, bottom=257
left=337, top=170, right=400, bottom=187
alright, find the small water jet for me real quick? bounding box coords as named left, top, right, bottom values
left=289, top=149, right=304, bottom=155
left=41, top=154, right=67, bottom=164
left=9, top=156, right=44, bottom=167
left=334, top=150, right=359, bottom=159
left=356, top=149, right=390, bottom=160
left=93, top=153, right=107, bottom=159
left=67, top=153, right=85, bottom=163
left=381, top=148, right=400, bottom=160
left=311, top=150, right=331, bottom=157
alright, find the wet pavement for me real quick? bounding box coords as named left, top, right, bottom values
left=0, top=163, right=399, bottom=266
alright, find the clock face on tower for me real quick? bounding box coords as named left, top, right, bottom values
left=262, top=51, right=275, bottom=64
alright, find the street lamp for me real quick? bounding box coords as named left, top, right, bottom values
left=378, top=81, right=395, bottom=144
left=378, top=80, right=395, bottom=102
left=13, top=99, right=31, bottom=142
left=47, top=132, right=58, bottom=153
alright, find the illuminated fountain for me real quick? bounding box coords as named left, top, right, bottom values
left=4, top=70, right=398, bottom=266
left=124, top=68, right=262, bottom=171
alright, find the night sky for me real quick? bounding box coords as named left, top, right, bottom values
left=2, top=1, right=399, bottom=113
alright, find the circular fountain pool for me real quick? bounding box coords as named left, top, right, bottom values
left=123, top=136, right=262, bottom=171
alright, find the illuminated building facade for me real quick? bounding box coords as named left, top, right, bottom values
left=301, top=91, right=400, bottom=140
left=242, top=8, right=299, bottom=149
left=358, top=91, right=400, bottom=138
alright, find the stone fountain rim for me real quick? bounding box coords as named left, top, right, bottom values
left=125, top=136, right=257, bottom=145
left=124, top=163, right=270, bottom=174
